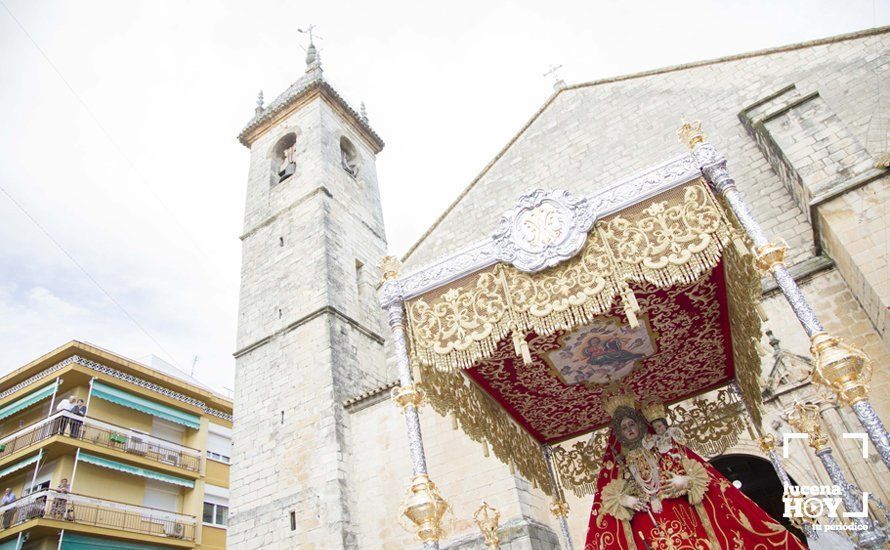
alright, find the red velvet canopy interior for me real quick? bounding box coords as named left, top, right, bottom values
left=465, top=263, right=736, bottom=444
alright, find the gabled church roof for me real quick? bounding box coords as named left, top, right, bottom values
left=400, top=25, right=889, bottom=266
left=237, top=49, right=384, bottom=151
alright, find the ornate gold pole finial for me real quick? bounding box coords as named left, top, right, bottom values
left=756, top=433, right=777, bottom=454
left=380, top=255, right=401, bottom=282
left=391, top=383, right=426, bottom=411
left=473, top=501, right=501, bottom=549
left=753, top=241, right=788, bottom=273
left=677, top=120, right=706, bottom=149
left=549, top=498, right=570, bottom=518
left=401, top=474, right=449, bottom=543
left=786, top=402, right=830, bottom=451
left=809, top=332, right=872, bottom=406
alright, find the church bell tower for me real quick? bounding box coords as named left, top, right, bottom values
left=229, top=37, right=389, bottom=548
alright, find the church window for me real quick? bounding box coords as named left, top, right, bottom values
left=339, top=136, right=359, bottom=177
left=272, top=133, right=298, bottom=184
left=279, top=237, right=285, bottom=247
left=289, top=511, right=296, bottom=531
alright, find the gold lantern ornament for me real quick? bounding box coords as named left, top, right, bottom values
left=809, top=332, right=872, bottom=406
left=400, top=474, right=450, bottom=543
left=786, top=402, right=830, bottom=452
left=473, top=501, right=501, bottom=549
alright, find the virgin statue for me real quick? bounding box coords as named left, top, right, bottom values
left=584, top=388, right=805, bottom=549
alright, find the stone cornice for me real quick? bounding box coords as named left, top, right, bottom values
left=233, top=305, right=385, bottom=359
left=237, top=78, right=384, bottom=153
left=343, top=380, right=399, bottom=412
left=0, top=355, right=233, bottom=422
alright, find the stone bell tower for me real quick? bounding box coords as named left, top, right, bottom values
left=229, top=39, right=389, bottom=548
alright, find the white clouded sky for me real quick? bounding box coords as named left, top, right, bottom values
left=0, top=0, right=887, bottom=394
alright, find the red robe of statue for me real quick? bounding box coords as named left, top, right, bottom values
left=584, top=432, right=805, bottom=549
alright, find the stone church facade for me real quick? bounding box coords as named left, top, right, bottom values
left=229, top=28, right=890, bottom=548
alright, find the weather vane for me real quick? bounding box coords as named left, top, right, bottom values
left=298, top=24, right=321, bottom=46
left=298, top=24, right=323, bottom=69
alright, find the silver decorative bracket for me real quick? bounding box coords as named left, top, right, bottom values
left=492, top=188, right=596, bottom=273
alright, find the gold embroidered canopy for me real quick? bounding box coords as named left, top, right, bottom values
left=397, top=175, right=763, bottom=494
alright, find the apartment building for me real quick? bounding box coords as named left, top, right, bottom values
left=0, top=341, right=233, bottom=549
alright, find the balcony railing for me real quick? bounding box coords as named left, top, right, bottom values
left=0, top=489, right=196, bottom=541
left=0, top=412, right=201, bottom=472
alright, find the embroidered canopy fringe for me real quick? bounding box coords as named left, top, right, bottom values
left=509, top=286, right=618, bottom=337
left=723, top=227, right=765, bottom=428
left=402, top=180, right=763, bottom=492
left=419, top=360, right=553, bottom=493
left=550, top=434, right=608, bottom=498
left=405, top=180, right=735, bottom=373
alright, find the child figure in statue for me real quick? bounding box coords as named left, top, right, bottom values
left=641, top=400, right=686, bottom=459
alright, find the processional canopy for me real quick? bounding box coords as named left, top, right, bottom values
left=389, top=155, right=764, bottom=495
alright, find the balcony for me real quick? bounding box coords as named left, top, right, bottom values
left=0, top=489, right=196, bottom=541
left=0, top=412, right=201, bottom=473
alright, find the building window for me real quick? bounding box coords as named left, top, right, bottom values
left=203, top=502, right=229, bottom=527
left=207, top=429, right=232, bottom=464
left=289, top=510, right=296, bottom=531
left=272, top=133, right=298, bottom=184
left=23, top=480, right=50, bottom=496
left=206, top=450, right=230, bottom=463
left=339, top=136, right=359, bottom=177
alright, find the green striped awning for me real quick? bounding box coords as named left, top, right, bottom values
left=0, top=452, right=41, bottom=481
left=61, top=533, right=169, bottom=550
left=78, top=453, right=193, bottom=488
left=0, top=382, right=57, bottom=421
left=91, top=381, right=200, bottom=429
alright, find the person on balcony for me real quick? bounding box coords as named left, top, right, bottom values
left=49, top=478, right=70, bottom=520
left=55, top=395, right=76, bottom=435
left=69, top=399, right=86, bottom=438
left=1, top=488, right=16, bottom=528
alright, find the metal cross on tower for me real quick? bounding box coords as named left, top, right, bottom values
left=298, top=25, right=323, bottom=69
left=298, top=24, right=318, bottom=45
left=544, top=63, right=566, bottom=91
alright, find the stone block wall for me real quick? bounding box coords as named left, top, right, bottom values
left=348, top=395, right=561, bottom=549
left=231, top=90, right=389, bottom=548
left=817, top=175, right=890, bottom=346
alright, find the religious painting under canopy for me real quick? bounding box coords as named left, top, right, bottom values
left=465, top=265, right=733, bottom=444
left=396, top=171, right=765, bottom=494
